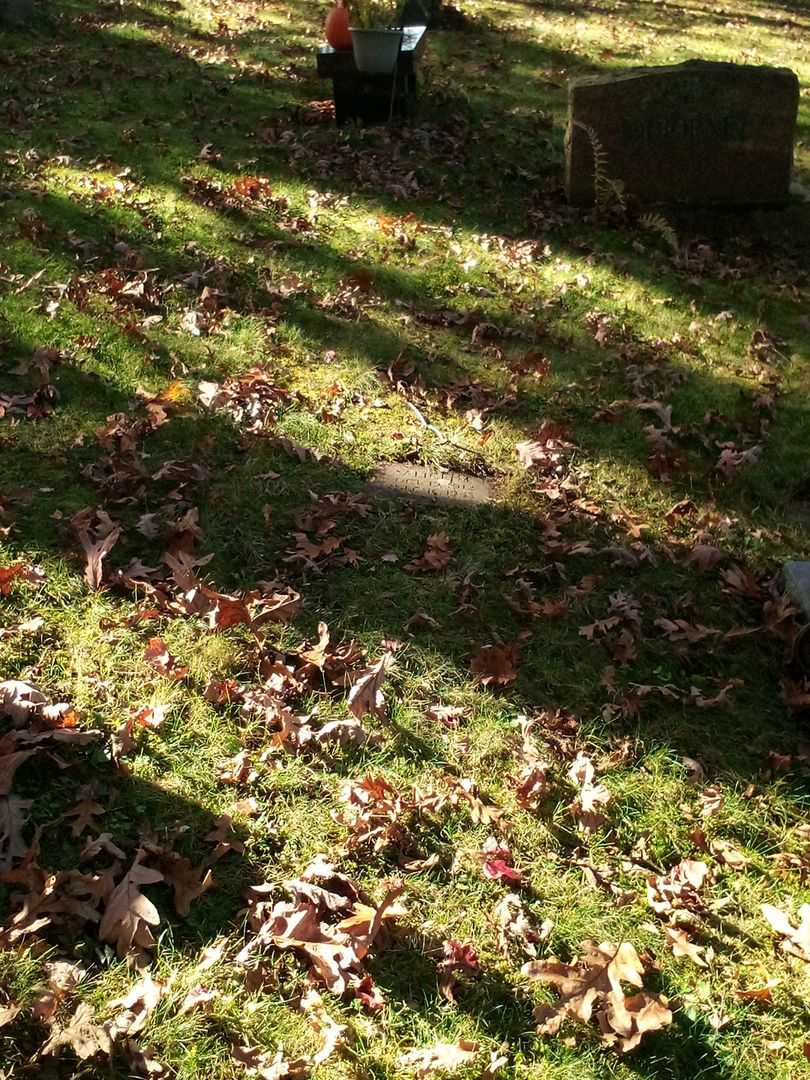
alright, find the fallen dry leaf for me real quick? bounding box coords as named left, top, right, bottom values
left=64, top=796, right=106, bottom=837
left=300, top=987, right=349, bottom=1064
left=0, top=561, right=45, bottom=594
left=240, top=859, right=405, bottom=998
left=144, top=638, right=189, bottom=681
left=398, top=1039, right=479, bottom=1076
left=444, top=776, right=502, bottom=827
left=698, top=785, right=724, bottom=818
left=436, top=939, right=480, bottom=1005
left=515, top=422, right=572, bottom=475
left=99, top=852, right=164, bottom=957
left=232, top=1044, right=310, bottom=1080
left=152, top=849, right=215, bottom=915
left=426, top=704, right=466, bottom=728
left=567, top=752, right=611, bottom=833
left=71, top=508, right=121, bottom=591
left=479, top=836, right=523, bottom=883
left=178, top=985, right=219, bottom=1016
left=0, top=1001, right=21, bottom=1028
left=0, top=745, right=37, bottom=796
left=122, top=1040, right=167, bottom=1076
left=347, top=653, right=392, bottom=721
left=665, top=927, right=708, bottom=967
left=494, top=893, right=545, bottom=958
left=761, top=902, right=810, bottom=962
left=513, top=714, right=551, bottom=809
left=204, top=814, right=246, bottom=861
left=108, top=972, right=166, bottom=1036
left=736, top=978, right=780, bottom=1004
left=523, top=940, right=672, bottom=1052
left=688, top=828, right=748, bottom=870
left=405, top=610, right=441, bottom=632
left=0, top=680, right=48, bottom=725
left=647, top=859, right=711, bottom=915
left=470, top=643, right=519, bottom=687
left=40, top=1001, right=115, bottom=1061
left=404, top=533, right=452, bottom=573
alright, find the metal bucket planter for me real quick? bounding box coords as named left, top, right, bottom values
left=350, top=28, right=403, bottom=74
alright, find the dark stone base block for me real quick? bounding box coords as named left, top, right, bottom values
left=333, top=72, right=417, bottom=126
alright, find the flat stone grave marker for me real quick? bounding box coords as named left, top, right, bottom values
left=366, top=462, right=496, bottom=507
left=566, top=60, right=799, bottom=206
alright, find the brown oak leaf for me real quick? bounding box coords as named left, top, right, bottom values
left=144, top=638, right=189, bottom=681
left=404, top=533, right=452, bottom=573
left=398, top=1040, right=479, bottom=1076
left=665, top=927, right=708, bottom=967
left=347, top=653, right=392, bottom=721
left=761, top=902, right=810, bottom=962
left=71, top=509, right=121, bottom=591
left=204, top=814, right=245, bottom=861
left=0, top=561, right=45, bottom=594
left=40, top=1002, right=115, bottom=1060
left=99, top=852, right=164, bottom=956
left=64, top=797, right=106, bottom=837
left=523, top=940, right=671, bottom=1052
left=470, top=643, right=518, bottom=687
left=108, top=972, right=166, bottom=1037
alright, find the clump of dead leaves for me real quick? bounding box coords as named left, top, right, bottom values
left=238, top=855, right=405, bottom=1004
left=198, top=367, right=297, bottom=433
left=336, top=773, right=500, bottom=865
left=523, top=940, right=672, bottom=1053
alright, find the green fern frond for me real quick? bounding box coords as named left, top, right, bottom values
left=640, top=211, right=679, bottom=255
left=572, top=120, right=625, bottom=212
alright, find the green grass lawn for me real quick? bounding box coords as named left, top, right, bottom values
left=1, top=0, right=810, bottom=1076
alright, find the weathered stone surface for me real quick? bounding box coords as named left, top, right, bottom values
left=366, top=463, right=496, bottom=507
left=784, top=561, right=810, bottom=621
left=0, top=0, right=36, bottom=24
left=566, top=60, right=799, bottom=206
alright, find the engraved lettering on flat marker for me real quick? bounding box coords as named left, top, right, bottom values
left=366, top=463, right=496, bottom=507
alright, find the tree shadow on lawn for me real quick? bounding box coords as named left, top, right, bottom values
left=2, top=178, right=809, bottom=771
left=1, top=0, right=810, bottom=864
left=3, top=314, right=810, bottom=1078
left=4, top=0, right=809, bottom=332
left=2, top=687, right=769, bottom=1080
left=368, top=936, right=748, bottom=1080
left=1, top=348, right=807, bottom=776
left=6, top=175, right=809, bottom=542
left=5, top=3, right=807, bottom=390
left=0, top=0, right=592, bottom=226
left=3, top=30, right=809, bottom=543
left=515, top=0, right=810, bottom=34
left=3, top=4, right=810, bottom=1077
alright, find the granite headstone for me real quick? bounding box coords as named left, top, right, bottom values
left=0, top=0, right=35, bottom=24
left=566, top=60, right=799, bottom=206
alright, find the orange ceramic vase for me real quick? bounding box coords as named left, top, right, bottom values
left=325, top=1, right=352, bottom=49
